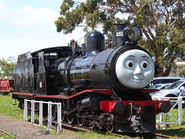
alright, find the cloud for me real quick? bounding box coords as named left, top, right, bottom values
left=0, top=1, right=85, bottom=59
left=0, top=1, right=8, bottom=19
left=0, top=28, right=85, bottom=59
left=13, top=6, right=58, bottom=26
left=0, top=1, right=58, bottom=27
left=0, top=1, right=7, bottom=10
left=0, top=4, right=62, bottom=58
left=0, top=33, right=63, bottom=58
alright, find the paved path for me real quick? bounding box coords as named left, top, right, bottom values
left=0, top=115, right=77, bottom=139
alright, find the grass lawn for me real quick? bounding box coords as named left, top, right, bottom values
left=0, top=135, right=14, bottom=139
left=158, top=125, right=185, bottom=138
left=156, top=107, right=185, bottom=138
left=0, top=94, right=23, bottom=120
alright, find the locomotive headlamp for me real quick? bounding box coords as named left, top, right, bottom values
left=124, top=26, right=142, bottom=42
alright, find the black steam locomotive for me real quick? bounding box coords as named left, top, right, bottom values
left=13, top=24, right=170, bottom=137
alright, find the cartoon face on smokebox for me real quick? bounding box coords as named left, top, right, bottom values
left=115, top=49, right=154, bottom=89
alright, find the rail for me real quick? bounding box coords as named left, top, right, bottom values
left=153, top=96, right=183, bottom=128
left=24, top=99, right=62, bottom=132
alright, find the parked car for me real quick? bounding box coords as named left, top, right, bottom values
left=152, top=83, right=172, bottom=90
left=151, top=79, right=185, bottom=100
left=150, top=76, right=183, bottom=87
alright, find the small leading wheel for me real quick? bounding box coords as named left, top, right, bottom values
left=106, top=123, right=114, bottom=133
left=105, top=113, right=114, bottom=133
left=67, top=114, right=74, bottom=124
left=77, top=115, right=85, bottom=126
left=89, top=120, right=95, bottom=130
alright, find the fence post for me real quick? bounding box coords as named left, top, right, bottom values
left=48, top=101, right=52, bottom=129
left=57, top=103, right=62, bottom=132
left=31, top=100, right=35, bottom=124
left=39, top=101, right=43, bottom=126
left=159, top=112, right=163, bottom=127
left=23, top=100, right=62, bottom=132
left=24, top=99, right=28, bottom=121
left=178, top=96, right=183, bottom=125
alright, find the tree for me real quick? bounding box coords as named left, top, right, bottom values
left=55, top=0, right=185, bottom=76
left=171, top=63, right=185, bottom=77
left=176, top=65, right=185, bottom=77
left=0, top=57, right=16, bottom=79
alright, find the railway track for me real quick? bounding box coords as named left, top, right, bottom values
left=61, top=123, right=128, bottom=138
left=155, top=133, right=170, bottom=139
left=62, top=122, right=90, bottom=132
left=61, top=122, right=172, bottom=139
left=0, top=128, right=15, bottom=138
left=46, top=119, right=173, bottom=139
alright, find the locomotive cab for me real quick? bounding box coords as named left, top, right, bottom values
left=33, top=47, right=72, bottom=95
left=14, top=46, right=72, bottom=97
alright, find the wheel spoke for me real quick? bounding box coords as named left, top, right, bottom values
left=106, top=124, right=114, bottom=133
left=77, top=115, right=85, bottom=126
left=67, top=115, right=74, bottom=124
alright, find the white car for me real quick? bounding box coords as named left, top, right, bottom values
left=151, top=79, right=185, bottom=99
left=150, top=76, right=183, bottom=86
left=152, top=83, right=171, bottom=90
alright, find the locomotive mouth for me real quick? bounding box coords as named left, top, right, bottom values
left=132, top=78, right=144, bottom=83
left=132, top=76, right=144, bottom=83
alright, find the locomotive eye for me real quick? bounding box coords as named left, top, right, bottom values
left=141, top=60, right=148, bottom=69
left=143, top=63, right=147, bottom=68
left=125, top=60, right=134, bottom=69
left=129, top=62, right=133, bottom=67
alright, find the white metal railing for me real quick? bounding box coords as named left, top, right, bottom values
left=153, top=96, right=183, bottom=128
left=24, top=99, right=62, bottom=132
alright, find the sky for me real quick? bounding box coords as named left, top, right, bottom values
left=0, top=0, right=85, bottom=59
